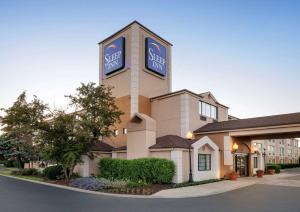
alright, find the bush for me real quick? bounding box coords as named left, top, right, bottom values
left=11, top=168, right=39, bottom=176
left=266, top=164, right=281, bottom=173
left=279, top=163, right=300, bottom=169
left=43, top=165, right=64, bottom=180
left=99, top=158, right=175, bottom=184
left=97, top=177, right=128, bottom=189
left=4, top=160, right=18, bottom=168
left=70, top=177, right=106, bottom=191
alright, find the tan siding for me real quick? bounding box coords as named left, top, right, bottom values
left=151, top=95, right=181, bottom=137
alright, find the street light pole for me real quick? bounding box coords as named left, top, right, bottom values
left=263, top=148, right=266, bottom=173
left=186, top=131, right=194, bottom=183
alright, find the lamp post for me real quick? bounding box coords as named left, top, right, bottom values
left=262, top=148, right=267, bottom=173
left=186, top=131, right=194, bottom=183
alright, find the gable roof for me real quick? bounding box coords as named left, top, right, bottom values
left=91, top=142, right=114, bottom=152
left=194, top=112, right=300, bottom=134
left=150, top=89, right=229, bottom=108
left=98, top=20, right=173, bottom=46
left=149, top=135, right=196, bottom=149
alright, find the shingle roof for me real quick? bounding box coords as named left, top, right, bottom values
left=114, top=146, right=127, bottom=151
left=149, top=135, right=196, bottom=149
left=91, top=142, right=115, bottom=152
left=194, top=112, right=300, bottom=134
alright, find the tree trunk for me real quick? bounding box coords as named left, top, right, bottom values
left=16, top=154, right=23, bottom=169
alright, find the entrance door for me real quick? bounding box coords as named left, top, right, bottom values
left=235, top=154, right=248, bottom=176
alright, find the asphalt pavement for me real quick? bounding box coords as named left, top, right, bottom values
left=1, top=174, right=300, bottom=212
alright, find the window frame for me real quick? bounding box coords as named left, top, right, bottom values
left=198, top=154, right=211, bottom=171
left=199, top=101, right=218, bottom=120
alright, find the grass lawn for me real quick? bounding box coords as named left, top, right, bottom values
left=0, top=167, right=44, bottom=182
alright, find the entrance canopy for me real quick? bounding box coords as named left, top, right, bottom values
left=194, top=112, right=300, bottom=139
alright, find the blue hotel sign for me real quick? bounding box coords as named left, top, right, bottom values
left=145, top=37, right=167, bottom=76
left=103, top=37, right=125, bottom=75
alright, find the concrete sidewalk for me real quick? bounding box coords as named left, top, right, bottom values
left=152, top=179, right=256, bottom=198
left=152, top=169, right=300, bottom=198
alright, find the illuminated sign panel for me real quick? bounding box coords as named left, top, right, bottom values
left=103, top=37, right=125, bottom=75
left=145, top=37, right=167, bottom=76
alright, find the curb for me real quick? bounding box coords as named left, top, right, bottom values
left=0, top=174, right=149, bottom=199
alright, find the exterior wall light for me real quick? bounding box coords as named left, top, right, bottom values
left=253, top=145, right=258, bottom=154
left=186, top=131, right=194, bottom=140
left=186, top=131, right=194, bottom=183
left=232, top=142, right=238, bottom=152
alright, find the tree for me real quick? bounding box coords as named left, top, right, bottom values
left=0, top=92, right=48, bottom=168
left=38, top=111, right=91, bottom=183
left=66, top=82, right=124, bottom=141
left=38, top=83, right=123, bottom=182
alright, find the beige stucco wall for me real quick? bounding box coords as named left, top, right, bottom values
left=189, top=95, right=213, bottom=131
left=150, top=150, right=171, bottom=160
left=116, top=152, right=127, bottom=159
left=200, top=93, right=228, bottom=122
left=127, top=130, right=156, bottom=159
left=101, top=28, right=132, bottom=98
left=74, top=153, right=111, bottom=177
left=138, top=26, right=171, bottom=98
left=151, top=94, right=181, bottom=137
left=196, top=132, right=232, bottom=178
left=182, top=150, right=190, bottom=182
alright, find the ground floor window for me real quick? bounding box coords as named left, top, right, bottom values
left=198, top=154, right=211, bottom=171
left=253, top=157, right=258, bottom=168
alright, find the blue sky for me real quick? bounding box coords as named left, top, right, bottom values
left=0, top=0, right=299, bottom=118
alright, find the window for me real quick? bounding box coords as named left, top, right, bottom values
left=268, top=145, right=275, bottom=155
left=199, top=101, right=217, bottom=120
left=280, top=147, right=284, bottom=156
left=253, top=157, right=258, bottom=168
left=123, top=128, right=127, bottom=135
left=198, top=154, right=211, bottom=171
left=287, top=140, right=291, bottom=146
left=254, top=143, right=262, bottom=151
left=287, top=149, right=292, bottom=156
left=114, top=129, right=119, bottom=136
left=280, top=159, right=284, bottom=164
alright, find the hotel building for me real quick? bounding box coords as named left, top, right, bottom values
left=74, top=21, right=300, bottom=183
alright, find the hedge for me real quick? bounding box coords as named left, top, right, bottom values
left=43, top=165, right=64, bottom=180
left=11, top=168, right=39, bottom=176
left=266, top=164, right=281, bottom=173
left=279, top=163, right=300, bottom=169
left=4, top=160, right=18, bottom=168
left=99, top=158, right=175, bottom=184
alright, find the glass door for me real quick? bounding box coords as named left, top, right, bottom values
left=235, top=154, right=248, bottom=176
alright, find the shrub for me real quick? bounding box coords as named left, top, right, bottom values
left=22, top=168, right=39, bottom=176
left=266, top=164, right=281, bottom=173
left=70, top=177, right=105, bottom=191
left=43, top=165, right=64, bottom=180
left=99, top=158, right=175, bottom=184
left=11, top=168, right=39, bottom=176
left=4, top=160, right=18, bottom=168
left=279, top=163, right=300, bottom=169
left=97, top=177, right=128, bottom=189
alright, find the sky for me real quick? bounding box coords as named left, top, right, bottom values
left=0, top=0, right=299, bottom=118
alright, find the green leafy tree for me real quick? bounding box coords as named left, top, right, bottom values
left=38, top=83, right=123, bottom=182
left=0, top=92, right=48, bottom=168
left=66, top=82, right=124, bottom=142
left=38, top=111, right=91, bottom=182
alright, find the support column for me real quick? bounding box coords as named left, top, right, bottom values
left=171, top=150, right=183, bottom=183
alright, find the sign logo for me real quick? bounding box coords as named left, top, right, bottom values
left=103, top=37, right=125, bottom=75
left=145, top=37, right=167, bottom=76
